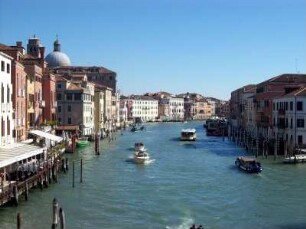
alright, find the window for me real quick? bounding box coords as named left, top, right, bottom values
left=57, top=118, right=61, bottom=124
left=58, top=106, right=62, bottom=113
left=7, top=118, right=10, bottom=135
left=297, top=119, right=304, bottom=128
left=67, top=93, right=72, bottom=100
left=298, top=135, right=303, bottom=145
left=68, top=117, right=72, bottom=124
left=297, top=101, right=303, bottom=111
left=57, top=93, right=62, bottom=100
left=68, top=105, right=71, bottom=112
left=6, top=63, right=10, bottom=73
left=57, top=84, right=62, bottom=89
left=75, top=93, right=82, bottom=100
left=290, top=101, right=293, bottom=110
left=7, top=85, right=9, bottom=102
left=1, top=83, right=4, bottom=103
left=1, top=61, right=4, bottom=72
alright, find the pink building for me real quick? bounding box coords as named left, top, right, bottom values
left=0, top=43, right=27, bottom=141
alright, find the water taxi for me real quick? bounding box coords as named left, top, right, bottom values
left=180, top=129, right=196, bottom=141
left=235, top=156, right=262, bottom=173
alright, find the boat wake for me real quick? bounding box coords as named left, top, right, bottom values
left=125, top=156, right=155, bottom=165
left=166, top=217, right=194, bottom=229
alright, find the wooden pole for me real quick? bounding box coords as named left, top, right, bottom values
left=59, top=208, right=66, bottom=229
left=72, top=161, right=75, bottom=188
left=17, top=213, right=21, bottom=229
left=52, top=198, right=58, bottom=229
left=80, top=159, right=83, bottom=183
left=25, top=181, right=29, bottom=201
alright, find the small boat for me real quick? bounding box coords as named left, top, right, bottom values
left=131, top=125, right=138, bottom=132
left=180, top=128, right=196, bottom=141
left=235, top=156, right=262, bottom=173
left=133, top=149, right=150, bottom=164
left=134, top=142, right=145, bottom=151
left=76, top=136, right=89, bottom=147
left=283, top=154, right=306, bottom=164
left=140, top=125, right=145, bottom=131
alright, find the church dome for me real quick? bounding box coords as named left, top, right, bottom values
left=45, top=38, right=71, bottom=68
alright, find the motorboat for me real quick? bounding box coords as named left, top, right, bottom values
left=180, top=128, right=196, bottom=141
left=283, top=154, right=306, bottom=164
left=76, top=136, right=89, bottom=147
left=133, top=149, right=150, bottom=164
left=235, top=156, right=262, bottom=173
left=134, top=142, right=145, bottom=151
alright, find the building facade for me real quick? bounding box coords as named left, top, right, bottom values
left=0, top=52, right=14, bottom=146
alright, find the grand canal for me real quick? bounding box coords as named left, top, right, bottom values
left=1, top=121, right=306, bottom=229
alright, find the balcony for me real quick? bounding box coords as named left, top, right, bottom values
left=39, top=100, right=45, bottom=108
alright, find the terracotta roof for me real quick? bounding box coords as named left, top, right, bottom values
left=255, top=91, right=284, bottom=100
left=258, top=74, right=306, bottom=86
left=0, top=43, right=15, bottom=51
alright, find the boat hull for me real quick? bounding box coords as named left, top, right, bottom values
left=235, top=158, right=262, bottom=173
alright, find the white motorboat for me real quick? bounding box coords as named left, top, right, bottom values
left=133, top=150, right=150, bottom=164
left=283, top=154, right=306, bottom=164
left=180, top=128, right=196, bottom=141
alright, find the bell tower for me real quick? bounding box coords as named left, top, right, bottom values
left=27, top=35, right=41, bottom=58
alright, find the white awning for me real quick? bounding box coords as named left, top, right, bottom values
left=29, top=130, right=63, bottom=142
left=0, top=143, right=46, bottom=168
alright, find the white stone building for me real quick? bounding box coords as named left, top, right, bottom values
left=159, top=96, right=184, bottom=121
left=129, top=95, right=158, bottom=122
left=272, top=87, right=306, bottom=153
left=0, top=52, right=14, bottom=146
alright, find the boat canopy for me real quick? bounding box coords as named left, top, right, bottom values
left=181, top=128, right=196, bottom=133
left=238, top=156, right=256, bottom=162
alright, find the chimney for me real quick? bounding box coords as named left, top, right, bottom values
left=16, top=41, right=22, bottom=47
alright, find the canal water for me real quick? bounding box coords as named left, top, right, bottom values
left=1, top=121, right=306, bottom=229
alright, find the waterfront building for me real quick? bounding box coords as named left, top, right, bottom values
left=124, top=95, right=158, bottom=122
left=217, top=101, right=230, bottom=119
left=119, top=96, right=129, bottom=126
left=272, top=87, right=306, bottom=155
left=0, top=52, right=14, bottom=146
left=56, top=74, right=95, bottom=136
left=206, top=97, right=216, bottom=117
left=230, top=84, right=256, bottom=131
left=254, top=74, right=306, bottom=140
left=0, top=43, right=27, bottom=141
left=94, top=85, right=104, bottom=135
left=150, top=92, right=184, bottom=121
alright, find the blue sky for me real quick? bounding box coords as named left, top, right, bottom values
left=0, top=0, right=305, bottom=100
